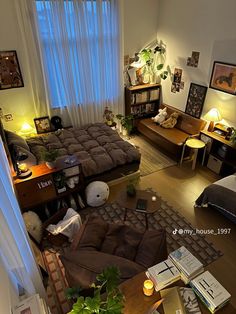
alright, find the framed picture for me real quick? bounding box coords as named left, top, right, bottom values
left=0, top=50, right=24, bottom=90
left=209, top=61, right=236, bottom=95
left=185, top=83, right=207, bottom=118
left=34, top=116, right=51, bottom=134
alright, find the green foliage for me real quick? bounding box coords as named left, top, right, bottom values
left=116, top=114, right=134, bottom=134
left=126, top=177, right=139, bottom=197
left=68, top=266, right=124, bottom=314
left=230, top=128, right=236, bottom=144
left=41, top=149, right=59, bottom=162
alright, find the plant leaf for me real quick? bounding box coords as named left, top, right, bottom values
left=156, top=64, right=164, bottom=70
left=160, top=71, right=168, bottom=80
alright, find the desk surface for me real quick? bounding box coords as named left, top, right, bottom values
left=120, top=272, right=235, bottom=314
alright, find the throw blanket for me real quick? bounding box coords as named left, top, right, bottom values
left=27, top=123, right=140, bottom=178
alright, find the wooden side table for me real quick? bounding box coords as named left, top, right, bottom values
left=180, top=138, right=206, bottom=170
left=117, top=190, right=161, bottom=229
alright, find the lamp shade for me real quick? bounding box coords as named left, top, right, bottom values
left=204, top=108, right=222, bottom=122
left=18, top=122, right=35, bottom=138
left=204, top=108, right=222, bottom=132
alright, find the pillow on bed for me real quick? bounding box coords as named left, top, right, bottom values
left=5, top=130, right=30, bottom=151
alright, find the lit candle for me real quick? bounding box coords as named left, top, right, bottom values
left=18, top=163, right=28, bottom=172
left=151, top=196, right=156, bottom=202
left=143, top=279, right=154, bottom=296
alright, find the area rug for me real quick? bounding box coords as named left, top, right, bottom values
left=80, top=192, right=223, bottom=267
left=42, top=249, right=72, bottom=314
left=127, top=135, right=177, bottom=176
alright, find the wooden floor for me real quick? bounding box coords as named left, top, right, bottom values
left=109, top=161, right=236, bottom=307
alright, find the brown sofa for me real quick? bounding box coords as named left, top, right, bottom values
left=137, top=103, right=206, bottom=159
left=60, top=215, right=167, bottom=289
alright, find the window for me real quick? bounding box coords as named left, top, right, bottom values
left=35, top=0, right=119, bottom=109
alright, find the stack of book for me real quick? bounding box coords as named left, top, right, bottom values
left=190, top=271, right=231, bottom=313
left=169, top=246, right=204, bottom=284
left=146, top=258, right=181, bottom=291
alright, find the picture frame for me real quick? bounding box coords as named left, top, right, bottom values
left=209, top=61, right=236, bottom=95
left=34, top=116, right=51, bottom=134
left=0, top=50, right=24, bottom=90
left=185, top=83, right=207, bottom=119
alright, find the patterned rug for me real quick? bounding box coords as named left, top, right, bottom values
left=42, top=249, right=72, bottom=314
left=127, top=134, right=177, bottom=176
left=80, top=193, right=223, bottom=266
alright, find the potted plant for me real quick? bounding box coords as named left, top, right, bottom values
left=41, top=149, right=60, bottom=169
left=66, top=266, right=124, bottom=314
left=116, top=114, right=134, bottom=136
left=126, top=177, right=139, bottom=197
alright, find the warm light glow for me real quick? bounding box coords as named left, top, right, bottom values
left=18, top=122, right=36, bottom=138
left=143, top=279, right=154, bottom=296
left=204, top=108, right=222, bottom=122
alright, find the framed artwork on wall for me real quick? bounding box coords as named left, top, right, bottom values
left=34, top=116, right=51, bottom=134
left=209, top=61, right=236, bottom=95
left=185, top=83, right=207, bottom=119
left=0, top=50, right=24, bottom=90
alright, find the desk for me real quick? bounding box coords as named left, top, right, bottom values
left=120, top=272, right=235, bottom=314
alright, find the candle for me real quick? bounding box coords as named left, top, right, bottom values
left=151, top=196, right=156, bottom=202
left=143, top=279, right=154, bottom=296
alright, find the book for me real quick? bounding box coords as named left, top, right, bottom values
left=136, top=198, right=147, bottom=212
left=160, top=286, right=201, bottom=314
left=160, top=287, right=186, bottom=314
left=190, top=271, right=231, bottom=313
left=179, top=287, right=201, bottom=314
left=146, top=259, right=181, bottom=291
left=169, top=246, right=204, bottom=283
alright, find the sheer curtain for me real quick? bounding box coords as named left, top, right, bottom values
left=15, top=0, right=123, bottom=127
left=0, top=138, right=45, bottom=298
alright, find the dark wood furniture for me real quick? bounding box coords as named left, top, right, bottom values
left=117, top=190, right=161, bottom=229
left=137, top=103, right=206, bottom=160
left=125, top=84, right=161, bottom=126
left=120, top=272, right=236, bottom=314
left=13, top=158, right=84, bottom=211
left=200, top=129, right=236, bottom=176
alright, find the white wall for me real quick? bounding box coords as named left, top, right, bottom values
left=123, top=0, right=160, bottom=56
left=0, top=0, right=37, bottom=132
left=157, top=0, right=236, bottom=126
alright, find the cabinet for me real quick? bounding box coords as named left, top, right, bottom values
left=125, top=84, right=161, bottom=123
left=200, top=130, right=236, bottom=176
left=13, top=158, right=84, bottom=211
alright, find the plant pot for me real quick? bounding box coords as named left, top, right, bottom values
left=46, top=161, right=55, bottom=169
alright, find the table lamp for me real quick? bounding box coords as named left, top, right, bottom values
left=18, top=122, right=36, bottom=138
left=204, top=108, right=222, bottom=132
left=13, top=146, right=32, bottom=179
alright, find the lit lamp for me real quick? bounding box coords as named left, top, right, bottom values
left=204, top=108, right=222, bottom=132
left=13, top=146, right=32, bottom=179
left=18, top=122, right=36, bottom=138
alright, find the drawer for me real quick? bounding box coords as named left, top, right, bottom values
left=207, top=154, right=222, bottom=174
left=15, top=174, right=57, bottom=208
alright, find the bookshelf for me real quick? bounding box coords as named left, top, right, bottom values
left=125, top=84, right=161, bottom=124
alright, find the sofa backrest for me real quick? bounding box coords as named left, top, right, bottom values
left=160, top=103, right=206, bottom=135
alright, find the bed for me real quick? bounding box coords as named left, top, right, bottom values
left=2, top=121, right=141, bottom=182
left=195, top=174, right=236, bottom=223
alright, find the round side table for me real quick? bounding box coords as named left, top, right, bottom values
left=180, top=138, right=206, bottom=170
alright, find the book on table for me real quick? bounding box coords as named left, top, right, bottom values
left=160, top=286, right=201, bottom=314
left=169, top=246, right=204, bottom=283
left=190, top=271, right=231, bottom=313
left=146, top=259, right=180, bottom=291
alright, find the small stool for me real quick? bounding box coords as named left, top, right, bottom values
left=180, top=138, right=206, bottom=170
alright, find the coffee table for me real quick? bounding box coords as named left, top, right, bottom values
left=120, top=272, right=235, bottom=314
left=117, top=190, right=161, bottom=230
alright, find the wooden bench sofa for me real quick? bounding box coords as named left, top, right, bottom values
left=137, top=103, right=206, bottom=160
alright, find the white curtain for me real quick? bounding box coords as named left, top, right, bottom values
left=15, top=0, right=123, bottom=127
left=0, top=138, right=46, bottom=298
